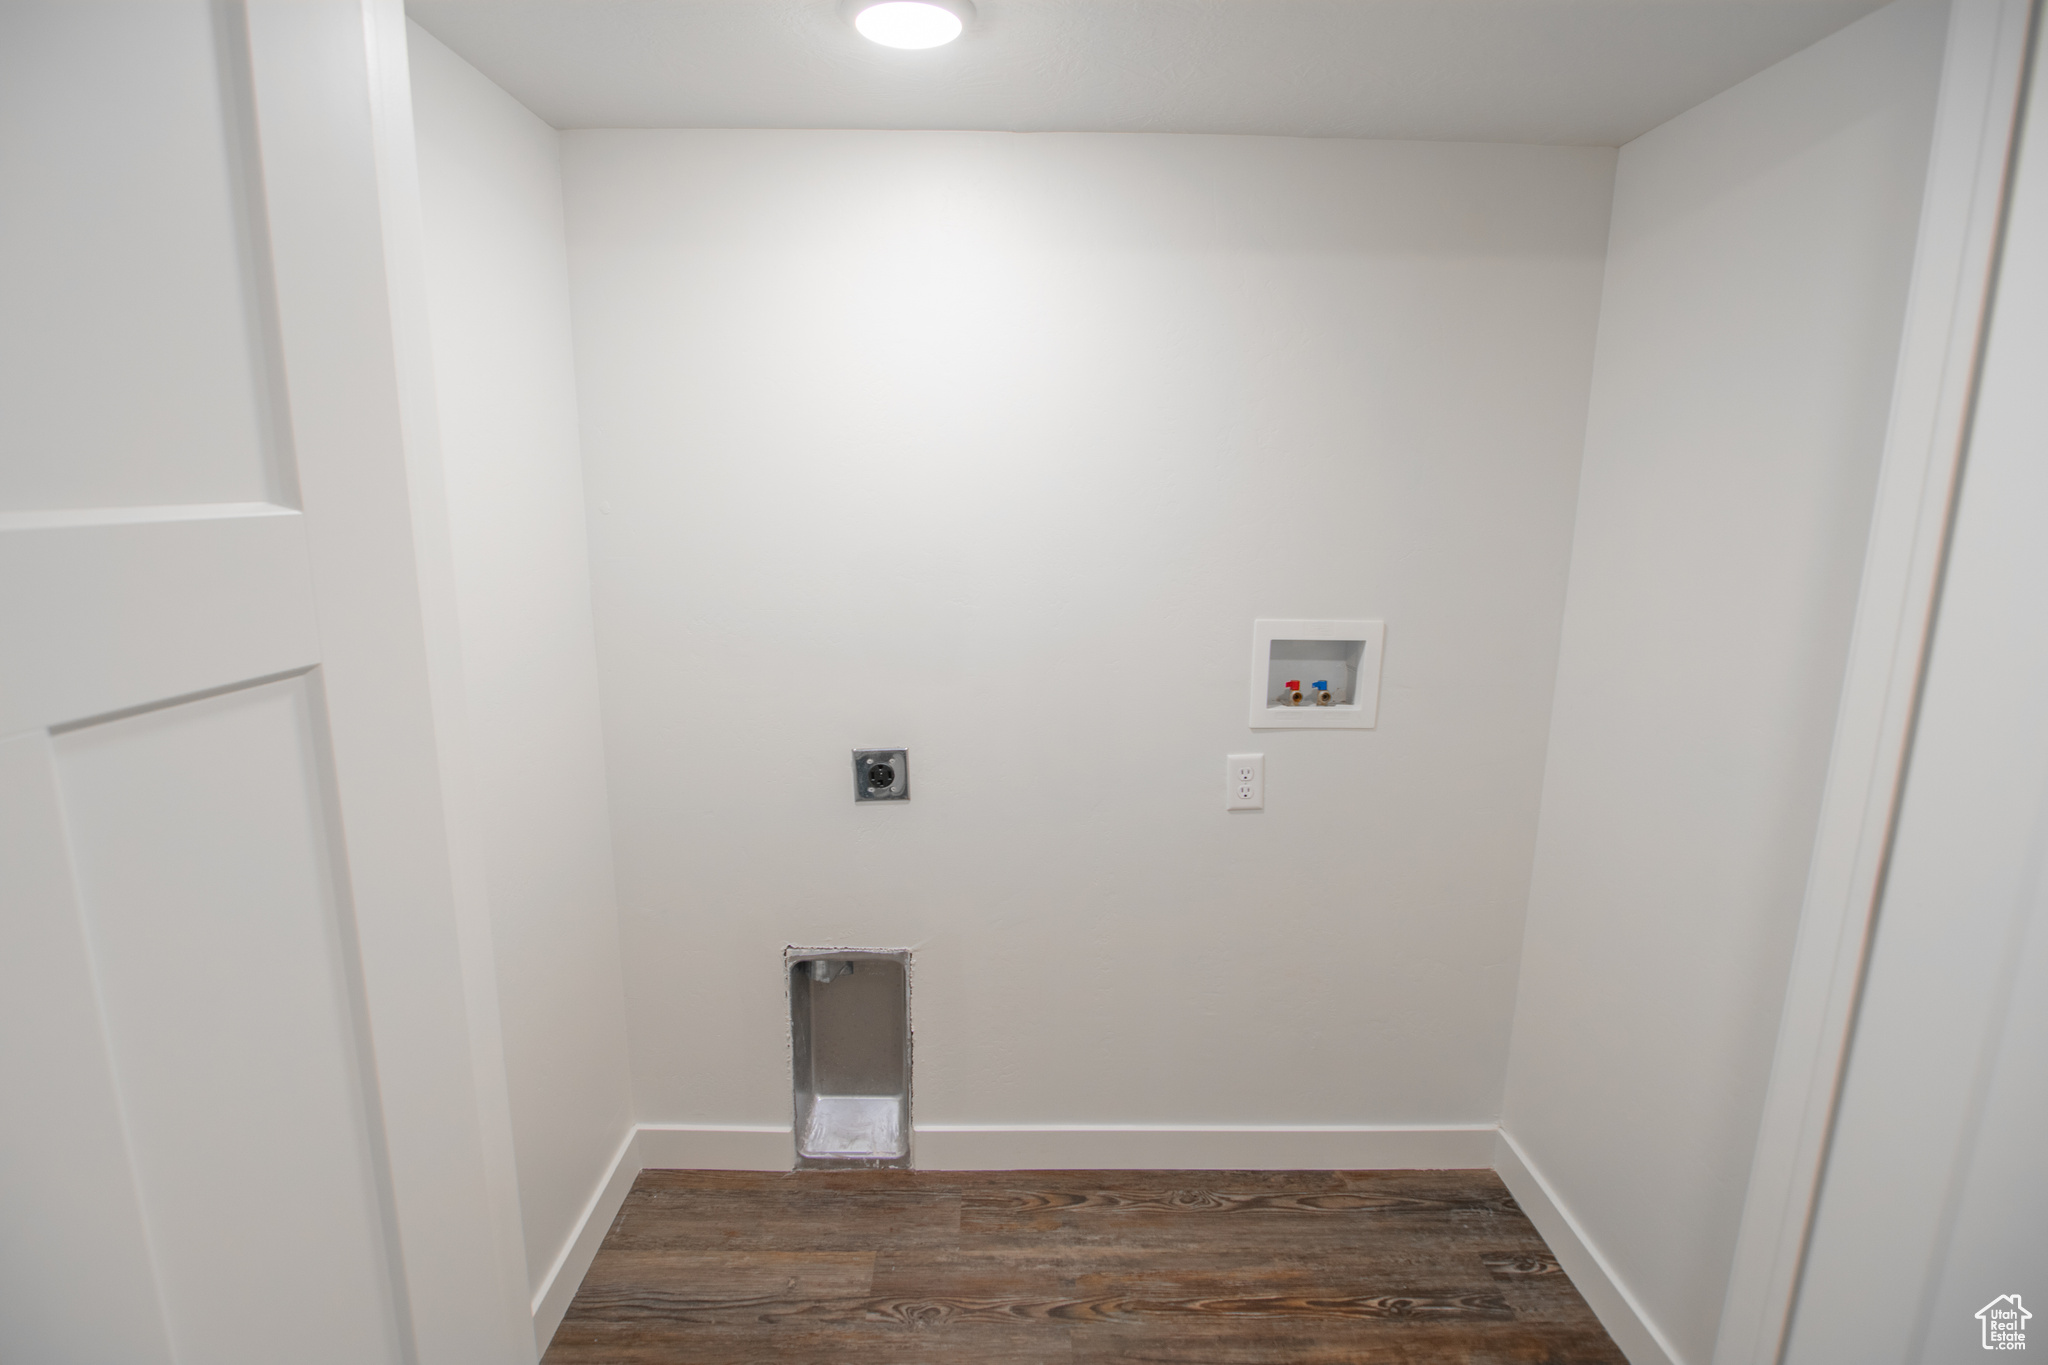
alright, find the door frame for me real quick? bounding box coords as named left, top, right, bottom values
left=1711, top=1, right=2041, bottom=1361
left=240, top=0, right=535, bottom=1355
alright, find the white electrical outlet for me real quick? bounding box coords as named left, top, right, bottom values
left=1226, top=753, right=1264, bottom=810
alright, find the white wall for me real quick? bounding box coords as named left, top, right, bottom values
left=407, top=23, right=634, bottom=1303
left=561, top=129, right=1613, bottom=1138
left=1497, top=2, right=1949, bottom=1362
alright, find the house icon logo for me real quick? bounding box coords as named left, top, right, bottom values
left=1978, top=1294, right=2030, bottom=1350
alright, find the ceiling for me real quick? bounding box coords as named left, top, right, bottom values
left=407, top=0, right=1887, bottom=146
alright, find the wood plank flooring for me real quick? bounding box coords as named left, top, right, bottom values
left=544, top=1168, right=1626, bottom=1364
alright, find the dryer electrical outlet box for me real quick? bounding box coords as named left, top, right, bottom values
left=852, top=749, right=909, bottom=801
left=1250, top=619, right=1385, bottom=729
left=787, top=948, right=911, bottom=1168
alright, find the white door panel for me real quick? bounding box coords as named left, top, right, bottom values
left=1786, top=14, right=2048, bottom=1355
left=0, top=0, right=286, bottom=512
left=0, top=733, right=177, bottom=1365
left=52, top=676, right=404, bottom=1363
left=0, top=1, right=398, bottom=1358
left=0, top=510, right=319, bottom=736
left=1, top=0, right=530, bottom=1359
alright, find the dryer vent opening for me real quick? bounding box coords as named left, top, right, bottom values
left=788, top=949, right=910, bottom=1167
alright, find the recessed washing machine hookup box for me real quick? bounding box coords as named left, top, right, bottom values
left=1250, top=618, right=1385, bottom=729
left=787, top=948, right=911, bottom=1168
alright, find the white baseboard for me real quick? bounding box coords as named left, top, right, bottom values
left=913, top=1124, right=1497, bottom=1170
left=531, top=1126, right=642, bottom=1353
left=636, top=1122, right=795, bottom=1170
left=621, top=1122, right=1497, bottom=1173
left=1493, top=1128, right=1681, bottom=1365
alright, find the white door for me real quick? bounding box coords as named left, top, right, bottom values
left=1784, top=9, right=2048, bottom=1358
left=0, top=2, right=529, bottom=1361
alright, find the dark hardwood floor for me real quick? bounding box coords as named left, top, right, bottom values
left=543, top=1168, right=1627, bottom=1364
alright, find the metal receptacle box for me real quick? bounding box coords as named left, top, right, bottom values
left=787, top=948, right=911, bottom=1168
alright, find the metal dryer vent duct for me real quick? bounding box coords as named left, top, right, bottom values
left=787, top=948, right=910, bottom=1168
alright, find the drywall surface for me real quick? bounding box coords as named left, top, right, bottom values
left=1497, top=2, right=1947, bottom=1360
left=563, top=130, right=1613, bottom=1134
left=408, top=24, right=634, bottom=1298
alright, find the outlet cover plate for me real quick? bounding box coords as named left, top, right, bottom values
left=853, top=749, right=909, bottom=801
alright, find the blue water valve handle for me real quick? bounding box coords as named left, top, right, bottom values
left=1312, top=680, right=1329, bottom=692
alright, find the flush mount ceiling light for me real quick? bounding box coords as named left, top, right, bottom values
left=849, top=0, right=971, bottom=49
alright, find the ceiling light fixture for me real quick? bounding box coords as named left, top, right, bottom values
left=850, top=0, right=970, bottom=50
